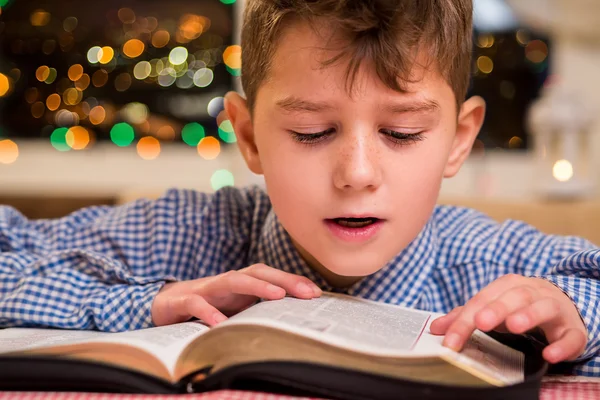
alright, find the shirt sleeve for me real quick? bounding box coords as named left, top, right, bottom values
left=435, top=206, right=600, bottom=369
left=0, top=186, right=269, bottom=332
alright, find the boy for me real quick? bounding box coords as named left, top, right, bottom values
left=1, top=0, right=599, bottom=376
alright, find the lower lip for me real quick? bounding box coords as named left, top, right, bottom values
left=324, top=219, right=384, bottom=243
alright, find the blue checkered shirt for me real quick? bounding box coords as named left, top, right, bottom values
left=1, top=186, right=600, bottom=375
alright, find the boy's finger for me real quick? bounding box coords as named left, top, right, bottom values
left=204, top=270, right=286, bottom=300
left=542, top=328, right=587, bottom=363
left=182, top=295, right=228, bottom=326
left=474, top=285, right=539, bottom=332
left=430, top=306, right=464, bottom=335
left=241, top=263, right=322, bottom=299
left=442, top=275, right=527, bottom=350
left=505, top=297, right=561, bottom=334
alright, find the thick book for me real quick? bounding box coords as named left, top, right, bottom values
left=0, top=293, right=547, bottom=399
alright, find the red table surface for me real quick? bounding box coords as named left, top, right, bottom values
left=1, top=378, right=600, bottom=400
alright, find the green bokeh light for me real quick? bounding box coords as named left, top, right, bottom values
left=220, top=0, right=236, bottom=4
left=0, top=0, right=12, bottom=7
left=50, top=127, right=71, bottom=152
left=44, top=68, right=57, bottom=84
left=218, top=120, right=236, bottom=143
left=211, top=169, right=235, bottom=191
left=226, top=66, right=241, bottom=76
left=182, top=122, right=205, bottom=147
left=110, top=122, right=135, bottom=147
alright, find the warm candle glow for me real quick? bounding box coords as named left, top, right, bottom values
left=552, top=159, right=574, bottom=182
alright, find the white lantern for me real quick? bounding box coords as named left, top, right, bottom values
left=528, top=83, right=595, bottom=199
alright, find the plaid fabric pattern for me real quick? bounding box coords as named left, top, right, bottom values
left=1, top=186, right=599, bottom=375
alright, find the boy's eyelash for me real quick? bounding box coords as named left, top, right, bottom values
left=289, top=129, right=425, bottom=146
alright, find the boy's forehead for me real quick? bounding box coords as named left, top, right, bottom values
left=264, top=20, right=451, bottom=107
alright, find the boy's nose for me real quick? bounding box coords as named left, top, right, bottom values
left=332, top=134, right=383, bottom=192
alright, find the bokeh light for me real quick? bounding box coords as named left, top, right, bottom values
left=46, top=93, right=61, bottom=111
left=525, top=40, right=549, bottom=64
left=123, top=39, right=145, bottom=58
left=223, top=45, right=241, bottom=70
left=152, top=30, right=170, bottom=48
left=133, top=61, right=151, bottom=80
left=136, top=136, right=161, bottom=160
left=50, top=127, right=71, bottom=151
left=0, top=139, right=19, bottom=164
left=118, top=7, right=136, bottom=24
left=98, top=46, right=115, bottom=64
left=63, top=16, right=78, bottom=33
left=65, top=126, right=90, bottom=150
left=220, top=0, right=236, bottom=4
left=477, top=56, right=494, bottom=74
left=30, top=9, right=50, bottom=26
left=122, top=102, right=148, bottom=124
left=0, top=73, right=10, bottom=97
left=31, top=101, right=45, bottom=118
left=181, top=123, right=205, bottom=147
left=35, top=66, right=50, bottom=82
left=44, top=68, right=57, bottom=84
left=75, top=73, right=90, bottom=90
left=110, top=122, right=135, bottom=147
left=169, top=47, right=188, bottom=65
left=197, top=136, right=220, bottom=160
left=211, top=169, right=235, bottom=191
left=63, top=88, right=83, bottom=106
left=114, top=73, right=132, bottom=92
left=553, top=159, right=573, bottom=182
left=218, top=120, right=236, bottom=143
left=89, top=106, right=106, bottom=125
left=87, top=46, right=102, bottom=64
left=156, top=125, right=176, bottom=141
left=207, top=97, right=224, bottom=118
left=193, top=68, right=213, bottom=87
left=92, top=69, right=109, bottom=87
left=68, top=64, right=84, bottom=81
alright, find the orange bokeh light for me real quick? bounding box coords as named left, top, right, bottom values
left=0, top=139, right=19, bottom=164
left=137, top=136, right=161, bottom=160
left=197, top=136, right=220, bottom=160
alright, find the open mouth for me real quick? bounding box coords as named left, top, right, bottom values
left=330, top=217, right=380, bottom=228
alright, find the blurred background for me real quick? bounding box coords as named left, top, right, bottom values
left=0, top=0, right=599, bottom=242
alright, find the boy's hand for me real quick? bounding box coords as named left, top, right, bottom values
left=430, top=274, right=587, bottom=364
left=151, top=263, right=322, bottom=327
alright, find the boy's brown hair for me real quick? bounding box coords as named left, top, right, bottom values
left=241, top=0, right=473, bottom=113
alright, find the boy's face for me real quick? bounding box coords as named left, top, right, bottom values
left=227, top=21, right=485, bottom=280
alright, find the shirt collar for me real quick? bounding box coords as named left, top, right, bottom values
left=254, top=210, right=439, bottom=308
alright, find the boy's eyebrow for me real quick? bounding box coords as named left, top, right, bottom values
left=275, top=96, right=441, bottom=114
left=382, top=100, right=441, bottom=114
left=275, top=97, right=334, bottom=113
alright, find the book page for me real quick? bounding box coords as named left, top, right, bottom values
left=440, top=330, right=525, bottom=385
left=0, top=321, right=210, bottom=378
left=221, top=293, right=440, bottom=356
left=222, top=293, right=524, bottom=384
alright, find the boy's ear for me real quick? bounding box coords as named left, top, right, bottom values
left=223, top=91, right=263, bottom=175
left=443, top=96, right=486, bottom=178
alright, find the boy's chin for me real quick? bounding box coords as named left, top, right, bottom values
left=321, top=255, right=390, bottom=279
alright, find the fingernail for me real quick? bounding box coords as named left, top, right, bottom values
left=513, top=313, right=529, bottom=328
left=444, top=334, right=462, bottom=351
left=213, top=313, right=227, bottom=323
left=296, top=282, right=314, bottom=295
left=267, top=284, right=283, bottom=294
left=312, top=285, right=322, bottom=296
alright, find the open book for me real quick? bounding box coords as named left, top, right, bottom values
left=0, top=293, right=546, bottom=398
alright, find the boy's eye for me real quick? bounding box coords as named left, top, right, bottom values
left=380, top=129, right=425, bottom=146
left=289, top=128, right=335, bottom=144
left=288, top=128, right=425, bottom=146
